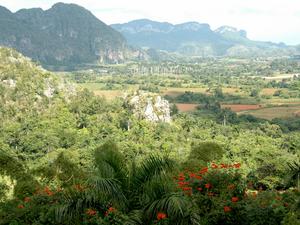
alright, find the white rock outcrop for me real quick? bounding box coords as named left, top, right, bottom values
left=127, top=92, right=171, bottom=123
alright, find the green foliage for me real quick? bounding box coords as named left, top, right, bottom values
left=0, top=47, right=300, bottom=224
left=184, top=142, right=224, bottom=169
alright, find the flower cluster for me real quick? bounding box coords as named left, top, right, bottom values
left=157, top=212, right=167, bottom=220
left=174, top=162, right=245, bottom=214
left=44, top=186, right=54, bottom=196
left=16, top=197, right=31, bottom=209
left=175, top=162, right=242, bottom=196
left=105, top=206, right=116, bottom=217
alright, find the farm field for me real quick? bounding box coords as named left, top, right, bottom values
left=261, top=88, right=283, bottom=96
left=162, top=87, right=240, bottom=97
left=175, top=101, right=300, bottom=120
left=176, top=104, right=263, bottom=113
left=76, top=82, right=300, bottom=119
left=221, top=104, right=262, bottom=112
left=262, top=73, right=298, bottom=81
left=93, top=90, right=124, bottom=99
left=77, top=83, right=106, bottom=91
left=176, top=103, right=199, bottom=112
left=238, top=105, right=300, bottom=120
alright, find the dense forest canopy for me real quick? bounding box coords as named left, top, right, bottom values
left=0, top=47, right=299, bottom=224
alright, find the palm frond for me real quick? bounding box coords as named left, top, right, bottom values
left=94, top=141, right=128, bottom=186
left=55, top=189, right=86, bottom=223
left=87, top=176, right=127, bottom=207
left=55, top=177, right=127, bottom=223
left=123, top=210, right=144, bottom=225
left=145, top=193, right=191, bottom=224
left=140, top=173, right=175, bottom=206
left=132, top=155, right=175, bottom=189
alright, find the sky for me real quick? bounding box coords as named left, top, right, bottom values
left=0, top=0, right=299, bottom=45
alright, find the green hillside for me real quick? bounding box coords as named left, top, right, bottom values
left=0, top=47, right=299, bottom=224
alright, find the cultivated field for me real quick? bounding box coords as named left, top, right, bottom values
left=93, top=90, right=124, bottom=99
left=221, top=104, right=262, bottom=112
left=162, top=87, right=240, bottom=97
left=238, top=105, right=300, bottom=120
left=176, top=103, right=199, bottom=112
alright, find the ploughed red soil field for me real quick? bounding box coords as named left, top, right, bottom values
left=221, top=104, right=262, bottom=112
left=176, top=104, right=199, bottom=112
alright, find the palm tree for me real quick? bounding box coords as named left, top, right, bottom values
left=55, top=141, right=198, bottom=224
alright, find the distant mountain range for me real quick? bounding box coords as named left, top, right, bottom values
left=0, top=3, right=144, bottom=69
left=0, top=3, right=299, bottom=69
left=112, top=19, right=298, bottom=57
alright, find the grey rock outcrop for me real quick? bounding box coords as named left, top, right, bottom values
left=127, top=92, right=171, bottom=123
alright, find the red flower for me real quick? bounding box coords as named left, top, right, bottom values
left=178, top=177, right=185, bottom=181
left=105, top=207, right=116, bottom=216
left=189, top=173, right=196, bottom=178
left=220, top=164, right=228, bottom=169
left=24, top=197, right=31, bottom=203
left=231, top=197, right=239, bottom=202
left=195, top=175, right=202, bottom=180
left=211, top=163, right=218, bottom=169
left=178, top=181, right=189, bottom=186
left=197, top=187, right=203, bottom=191
left=157, top=212, right=167, bottom=220
left=182, top=187, right=192, bottom=191
left=224, top=206, right=231, bottom=212
left=199, top=167, right=208, bottom=174
left=205, top=183, right=212, bottom=189
left=86, top=208, right=97, bottom=216
left=108, top=207, right=116, bottom=212
left=17, top=204, right=25, bottom=209
left=44, top=186, right=54, bottom=196
left=233, top=163, right=241, bottom=168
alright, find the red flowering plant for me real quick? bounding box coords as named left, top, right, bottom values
left=174, top=162, right=247, bottom=222
left=154, top=212, right=169, bottom=224
left=240, top=189, right=299, bottom=224
left=175, top=162, right=245, bottom=198
left=81, top=205, right=125, bottom=224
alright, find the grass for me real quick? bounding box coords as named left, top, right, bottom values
left=238, top=105, right=300, bottom=120
left=93, top=90, right=124, bottom=99
left=77, top=83, right=138, bottom=100
left=261, top=88, right=283, bottom=96
left=162, top=87, right=240, bottom=97
left=77, top=83, right=106, bottom=91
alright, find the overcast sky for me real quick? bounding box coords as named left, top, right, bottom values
left=1, top=0, right=299, bottom=45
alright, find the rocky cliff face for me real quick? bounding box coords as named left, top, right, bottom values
left=127, top=92, right=171, bottom=123
left=0, top=3, right=129, bottom=67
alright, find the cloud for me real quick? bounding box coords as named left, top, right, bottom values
left=1, top=0, right=300, bottom=44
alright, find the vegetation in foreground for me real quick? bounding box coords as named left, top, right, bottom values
left=0, top=48, right=299, bottom=224
left=1, top=142, right=300, bottom=225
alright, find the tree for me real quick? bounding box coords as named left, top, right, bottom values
left=183, top=142, right=224, bottom=170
